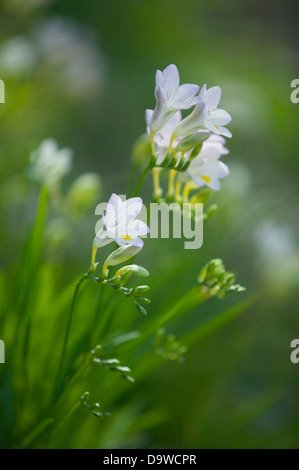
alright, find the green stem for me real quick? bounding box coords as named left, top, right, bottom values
left=54, top=274, right=88, bottom=397
left=88, top=282, right=105, bottom=347
left=132, top=165, right=151, bottom=197
left=51, top=401, right=81, bottom=439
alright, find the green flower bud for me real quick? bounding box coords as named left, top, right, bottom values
left=189, top=143, right=203, bottom=161
left=197, top=259, right=245, bottom=298
left=115, top=264, right=149, bottom=280
left=131, top=285, right=150, bottom=295
left=103, top=245, right=142, bottom=275
left=204, top=204, right=218, bottom=220
left=176, top=132, right=210, bottom=153
left=135, top=303, right=147, bottom=315
left=131, top=133, right=151, bottom=166
left=190, top=187, right=213, bottom=205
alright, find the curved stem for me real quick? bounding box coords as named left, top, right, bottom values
left=150, top=130, right=156, bottom=156
left=90, top=244, right=98, bottom=269
left=132, top=165, right=151, bottom=197
left=54, top=274, right=88, bottom=396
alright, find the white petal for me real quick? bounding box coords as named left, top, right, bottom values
left=155, top=111, right=182, bottom=147
left=198, top=84, right=207, bottom=100
left=145, top=109, right=153, bottom=128
left=218, top=126, right=232, bottom=138
left=204, top=120, right=220, bottom=134
left=205, top=86, right=221, bottom=110
left=114, top=237, right=127, bottom=246
left=115, top=236, right=144, bottom=248
left=105, top=193, right=124, bottom=225
left=124, top=197, right=143, bottom=222
left=150, top=102, right=173, bottom=133
left=189, top=174, right=205, bottom=187
left=171, top=83, right=199, bottom=104
left=131, top=237, right=144, bottom=248
left=126, top=219, right=149, bottom=236
left=94, top=228, right=113, bottom=248
left=162, top=64, right=180, bottom=91
left=196, top=144, right=222, bottom=161
left=199, top=161, right=229, bottom=178
left=206, top=133, right=225, bottom=145
left=209, top=108, right=232, bottom=125
left=155, top=69, right=164, bottom=89
left=164, top=110, right=182, bottom=129
left=208, top=178, right=221, bottom=191
left=184, top=95, right=201, bottom=106
left=172, top=102, right=206, bottom=137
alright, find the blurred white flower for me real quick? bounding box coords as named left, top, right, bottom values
left=146, top=109, right=182, bottom=164
left=26, top=138, right=73, bottom=185
left=149, top=64, right=200, bottom=133
left=173, top=85, right=232, bottom=138
left=34, top=17, right=105, bottom=100
left=253, top=220, right=299, bottom=291
left=95, top=194, right=149, bottom=248
left=254, top=221, right=298, bottom=261
left=6, top=0, right=54, bottom=9
left=0, top=37, right=37, bottom=78
left=186, top=135, right=229, bottom=190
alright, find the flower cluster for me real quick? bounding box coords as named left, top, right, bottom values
left=89, top=64, right=233, bottom=311
left=18, top=63, right=246, bottom=439
left=144, top=64, right=232, bottom=201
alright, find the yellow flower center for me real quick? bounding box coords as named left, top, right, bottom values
left=120, top=234, right=132, bottom=241
left=201, top=175, right=211, bottom=184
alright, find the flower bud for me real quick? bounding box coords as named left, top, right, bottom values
left=197, top=258, right=245, bottom=298
left=190, top=187, right=213, bottom=205
left=131, top=285, right=150, bottom=295
left=115, top=264, right=149, bottom=279
left=103, top=245, right=142, bottom=275
left=203, top=204, right=218, bottom=220
left=176, top=132, right=210, bottom=153
left=131, top=133, right=151, bottom=166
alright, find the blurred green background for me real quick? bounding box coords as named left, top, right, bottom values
left=0, top=0, right=299, bottom=448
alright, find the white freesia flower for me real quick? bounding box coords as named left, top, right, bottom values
left=173, top=85, right=232, bottom=139
left=26, top=138, right=73, bottom=185
left=146, top=109, right=182, bottom=164
left=149, top=64, right=200, bottom=133
left=186, top=135, right=229, bottom=190
left=95, top=194, right=149, bottom=248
